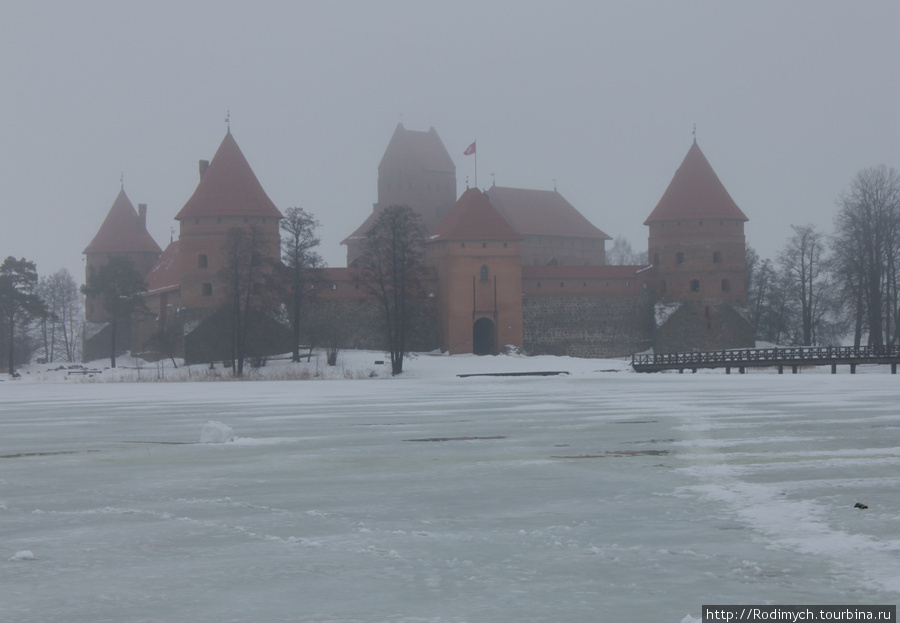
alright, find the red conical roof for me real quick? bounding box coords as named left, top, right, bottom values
left=429, top=188, right=522, bottom=242
left=83, top=188, right=163, bottom=255
left=644, top=141, right=748, bottom=224
left=175, top=132, right=282, bottom=220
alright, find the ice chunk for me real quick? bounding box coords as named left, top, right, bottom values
left=10, top=550, right=35, bottom=561
left=200, top=421, right=235, bottom=444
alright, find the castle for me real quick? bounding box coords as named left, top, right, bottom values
left=83, top=124, right=754, bottom=363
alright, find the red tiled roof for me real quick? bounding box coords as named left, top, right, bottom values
left=341, top=207, right=380, bottom=245
left=83, top=188, right=163, bottom=255
left=145, top=240, right=180, bottom=294
left=378, top=124, right=456, bottom=174
left=644, top=141, right=748, bottom=224
left=174, top=132, right=282, bottom=220
left=429, top=188, right=523, bottom=242
left=484, top=187, right=611, bottom=240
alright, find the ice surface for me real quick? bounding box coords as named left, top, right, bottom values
left=1, top=352, right=898, bottom=622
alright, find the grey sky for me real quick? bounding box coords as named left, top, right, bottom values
left=2, top=1, right=898, bottom=280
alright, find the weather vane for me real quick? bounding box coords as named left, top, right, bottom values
left=692, top=123, right=697, bottom=142
left=225, top=110, right=231, bottom=132
left=120, top=172, right=124, bottom=190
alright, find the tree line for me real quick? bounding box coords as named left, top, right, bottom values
left=0, top=259, right=83, bottom=375
left=749, top=166, right=900, bottom=348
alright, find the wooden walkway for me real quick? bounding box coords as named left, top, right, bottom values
left=631, top=345, right=900, bottom=374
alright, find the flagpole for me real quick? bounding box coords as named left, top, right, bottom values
left=464, top=140, right=477, bottom=188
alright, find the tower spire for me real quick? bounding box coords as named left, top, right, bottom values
left=692, top=123, right=697, bottom=144
left=225, top=110, right=231, bottom=134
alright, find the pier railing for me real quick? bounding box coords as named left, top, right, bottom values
left=631, top=345, right=900, bottom=374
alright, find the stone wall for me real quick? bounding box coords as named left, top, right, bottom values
left=522, top=293, right=654, bottom=358
left=652, top=301, right=754, bottom=354
left=302, top=297, right=439, bottom=354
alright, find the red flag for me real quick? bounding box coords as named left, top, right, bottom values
left=463, top=141, right=476, bottom=156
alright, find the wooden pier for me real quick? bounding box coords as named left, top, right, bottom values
left=631, top=345, right=900, bottom=374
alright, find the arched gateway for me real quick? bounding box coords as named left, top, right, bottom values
left=473, top=318, right=496, bottom=355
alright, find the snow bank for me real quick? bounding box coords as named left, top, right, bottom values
left=9, top=550, right=35, bottom=561
left=200, top=421, right=234, bottom=443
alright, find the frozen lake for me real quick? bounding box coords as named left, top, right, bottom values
left=1, top=355, right=899, bottom=622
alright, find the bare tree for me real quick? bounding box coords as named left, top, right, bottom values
left=280, top=206, right=322, bottom=362
left=606, top=235, right=648, bottom=265
left=358, top=205, right=428, bottom=375
left=832, top=166, right=900, bottom=347
left=778, top=224, right=832, bottom=345
left=37, top=268, right=82, bottom=363
left=80, top=256, right=148, bottom=368
left=220, top=226, right=280, bottom=376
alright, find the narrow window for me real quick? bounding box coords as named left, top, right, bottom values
left=676, top=252, right=685, bottom=264
left=198, top=254, right=208, bottom=268
left=691, top=279, right=700, bottom=292
left=482, top=242, right=487, bottom=248
left=480, top=265, right=489, bottom=281
left=713, top=251, right=722, bottom=263
left=202, top=283, right=212, bottom=296
left=721, top=279, right=731, bottom=291
left=653, top=252, right=659, bottom=265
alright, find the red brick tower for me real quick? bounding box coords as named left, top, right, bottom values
left=344, top=124, right=456, bottom=265
left=83, top=188, right=162, bottom=322
left=173, top=131, right=283, bottom=310
left=426, top=188, right=524, bottom=354
left=645, top=140, right=753, bottom=351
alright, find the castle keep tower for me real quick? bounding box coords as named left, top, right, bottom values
left=173, top=131, right=283, bottom=310
left=645, top=140, right=754, bottom=351
left=344, top=124, right=456, bottom=265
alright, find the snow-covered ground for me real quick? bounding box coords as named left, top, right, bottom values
left=1, top=351, right=899, bottom=622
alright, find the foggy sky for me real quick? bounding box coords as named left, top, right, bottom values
left=2, top=1, right=898, bottom=282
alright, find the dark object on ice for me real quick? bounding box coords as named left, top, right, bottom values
left=552, top=450, right=669, bottom=458
left=405, top=436, right=507, bottom=442
left=457, top=371, right=569, bottom=378
left=854, top=502, right=868, bottom=509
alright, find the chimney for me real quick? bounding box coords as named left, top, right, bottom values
left=138, top=204, right=147, bottom=231
left=199, top=159, right=209, bottom=178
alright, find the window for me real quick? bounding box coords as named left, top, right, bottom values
left=690, top=279, right=700, bottom=292
left=202, top=283, right=212, bottom=296
left=713, top=251, right=722, bottom=263
left=198, top=254, right=208, bottom=268
left=676, top=252, right=685, bottom=264
left=480, top=265, right=489, bottom=281
left=653, top=253, right=659, bottom=265
left=482, top=242, right=487, bottom=248
left=721, top=279, right=731, bottom=291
